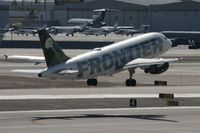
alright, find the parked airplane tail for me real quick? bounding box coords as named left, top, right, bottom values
left=93, top=8, right=120, bottom=22
left=139, top=25, right=151, bottom=32
left=92, top=9, right=108, bottom=27
left=95, top=10, right=107, bottom=22
left=37, top=29, right=70, bottom=67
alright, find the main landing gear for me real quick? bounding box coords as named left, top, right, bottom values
left=126, top=68, right=136, bottom=86
left=87, top=78, right=97, bottom=86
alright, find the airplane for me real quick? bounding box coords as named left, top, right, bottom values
left=12, top=29, right=179, bottom=86
left=115, top=25, right=151, bottom=36
left=161, top=31, right=200, bottom=49
left=49, top=24, right=87, bottom=36
left=114, top=26, right=134, bottom=36
left=13, top=24, right=47, bottom=36
left=81, top=24, right=118, bottom=36
left=14, top=28, right=37, bottom=36
left=67, top=8, right=114, bottom=28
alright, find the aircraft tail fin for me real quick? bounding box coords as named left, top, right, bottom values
left=139, top=25, right=151, bottom=32
left=113, top=22, right=118, bottom=31
left=37, top=29, right=70, bottom=67
left=93, top=9, right=107, bottom=23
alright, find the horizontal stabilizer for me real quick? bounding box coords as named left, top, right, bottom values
left=4, top=55, right=45, bottom=63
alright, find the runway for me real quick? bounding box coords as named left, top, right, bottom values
left=0, top=45, right=200, bottom=132
left=0, top=46, right=200, bottom=109
left=0, top=107, right=199, bottom=133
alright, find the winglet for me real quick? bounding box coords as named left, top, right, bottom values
left=37, top=28, right=70, bottom=67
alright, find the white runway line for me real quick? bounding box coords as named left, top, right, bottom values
left=0, top=93, right=199, bottom=100
left=1, top=106, right=200, bottom=114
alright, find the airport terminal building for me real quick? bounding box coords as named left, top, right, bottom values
left=3, top=0, right=200, bottom=31
left=0, top=4, right=9, bottom=28
left=49, top=0, right=200, bottom=31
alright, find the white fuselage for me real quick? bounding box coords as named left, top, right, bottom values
left=50, top=26, right=81, bottom=34
left=67, top=19, right=93, bottom=25
left=41, top=33, right=172, bottom=79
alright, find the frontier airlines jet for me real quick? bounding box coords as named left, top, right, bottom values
left=13, top=29, right=179, bottom=86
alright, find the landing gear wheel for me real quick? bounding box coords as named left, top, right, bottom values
left=126, top=79, right=131, bottom=86
left=131, top=79, right=136, bottom=86
left=125, top=68, right=136, bottom=87
left=87, top=79, right=92, bottom=86
left=92, top=79, right=97, bottom=86
left=87, top=79, right=97, bottom=86
left=126, top=79, right=136, bottom=86
left=188, top=45, right=197, bottom=49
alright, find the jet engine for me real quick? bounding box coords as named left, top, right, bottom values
left=144, top=62, right=169, bottom=74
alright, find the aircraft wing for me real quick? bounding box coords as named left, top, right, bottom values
left=12, top=69, right=44, bottom=73
left=12, top=69, right=79, bottom=75
left=4, top=55, right=45, bottom=65
left=58, top=69, right=79, bottom=74
left=123, top=58, right=180, bottom=70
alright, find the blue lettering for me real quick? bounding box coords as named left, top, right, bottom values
left=113, top=49, right=127, bottom=69
left=77, top=61, right=88, bottom=78
left=102, top=54, right=114, bottom=70
left=88, top=57, right=101, bottom=75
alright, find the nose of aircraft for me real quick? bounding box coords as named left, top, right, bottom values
left=167, top=38, right=172, bottom=48
left=161, top=33, right=172, bottom=49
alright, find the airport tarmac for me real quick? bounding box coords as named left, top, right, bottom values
left=3, top=32, right=131, bottom=42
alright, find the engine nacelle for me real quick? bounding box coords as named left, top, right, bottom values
left=144, top=62, right=169, bottom=74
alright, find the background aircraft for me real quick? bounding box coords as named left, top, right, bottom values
left=67, top=8, right=118, bottom=28
left=49, top=24, right=87, bottom=36
left=81, top=24, right=118, bottom=36
left=46, top=8, right=118, bottom=36
left=14, top=28, right=37, bottom=36
left=115, top=25, right=151, bottom=36
left=13, top=24, right=47, bottom=36
left=12, top=29, right=179, bottom=86
left=161, top=31, right=200, bottom=49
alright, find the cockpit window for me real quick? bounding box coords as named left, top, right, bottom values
left=150, top=37, right=163, bottom=45
left=163, top=36, right=168, bottom=40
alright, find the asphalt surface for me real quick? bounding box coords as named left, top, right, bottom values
left=0, top=107, right=199, bottom=133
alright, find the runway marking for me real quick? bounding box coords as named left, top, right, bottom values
left=0, top=106, right=200, bottom=114
left=0, top=93, right=200, bottom=100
